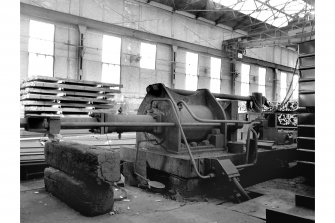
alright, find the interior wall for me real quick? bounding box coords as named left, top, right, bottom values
left=20, top=0, right=297, bottom=112
left=20, top=0, right=243, bottom=50
left=245, top=46, right=298, bottom=68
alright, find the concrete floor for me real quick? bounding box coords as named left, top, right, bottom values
left=20, top=176, right=314, bottom=223
left=21, top=178, right=264, bottom=223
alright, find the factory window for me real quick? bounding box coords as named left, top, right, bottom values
left=258, top=67, right=266, bottom=97
left=241, top=63, right=250, bottom=96
left=140, top=42, right=156, bottom=70
left=185, top=52, right=199, bottom=91
left=101, top=35, right=121, bottom=84
left=210, top=57, right=221, bottom=93
left=28, top=20, right=55, bottom=77
left=292, top=75, right=299, bottom=100
left=280, top=71, right=287, bottom=101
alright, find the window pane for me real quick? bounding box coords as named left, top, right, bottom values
left=185, top=74, right=198, bottom=91
left=185, top=52, right=198, bottom=90
left=28, top=53, right=54, bottom=77
left=210, top=57, right=221, bottom=79
left=101, top=64, right=121, bottom=84
left=210, top=57, right=221, bottom=93
left=102, top=35, right=121, bottom=64
left=28, top=20, right=54, bottom=55
left=210, top=79, right=221, bottom=93
left=28, top=20, right=54, bottom=77
left=241, top=63, right=250, bottom=96
left=140, top=42, right=156, bottom=69
left=258, top=67, right=266, bottom=96
left=186, top=52, right=198, bottom=76
left=29, top=20, right=55, bottom=41
left=280, top=72, right=287, bottom=101
left=292, top=75, right=299, bottom=100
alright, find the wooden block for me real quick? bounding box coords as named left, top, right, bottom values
left=44, top=167, right=114, bottom=216
left=45, top=141, right=120, bottom=184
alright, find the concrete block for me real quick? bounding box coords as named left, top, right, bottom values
left=44, top=167, right=114, bottom=216
left=44, top=141, right=120, bottom=184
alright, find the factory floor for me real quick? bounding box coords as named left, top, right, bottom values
left=20, top=176, right=314, bottom=223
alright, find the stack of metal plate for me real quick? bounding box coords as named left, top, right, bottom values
left=20, top=76, right=122, bottom=116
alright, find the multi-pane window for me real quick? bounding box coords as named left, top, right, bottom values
left=185, top=52, right=199, bottom=91
left=101, top=35, right=121, bottom=84
left=258, top=67, right=266, bottom=97
left=210, top=57, right=221, bottom=93
left=28, top=20, right=55, bottom=77
left=280, top=71, right=287, bottom=101
left=241, top=63, right=250, bottom=96
left=292, top=75, right=299, bottom=100
left=140, top=42, right=156, bottom=70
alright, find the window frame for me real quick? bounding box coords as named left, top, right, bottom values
left=140, top=42, right=157, bottom=70
left=258, top=67, right=266, bottom=97
left=240, top=63, right=250, bottom=96
left=28, top=19, right=55, bottom=78
left=101, top=34, right=122, bottom=85
left=210, top=57, right=221, bottom=93
left=185, top=51, right=199, bottom=91
left=280, top=71, right=287, bottom=101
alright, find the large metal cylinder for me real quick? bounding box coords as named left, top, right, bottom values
left=179, top=105, right=215, bottom=141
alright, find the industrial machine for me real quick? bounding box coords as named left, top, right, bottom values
left=21, top=83, right=296, bottom=201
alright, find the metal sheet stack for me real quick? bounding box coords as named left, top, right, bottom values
left=20, top=76, right=122, bottom=116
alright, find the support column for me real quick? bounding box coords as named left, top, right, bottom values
left=78, top=25, right=87, bottom=80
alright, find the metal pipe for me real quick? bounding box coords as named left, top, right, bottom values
left=232, top=177, right=251, bottom=200
left=171, top=88, right=251, bottom=101
left=237, top=125, right=258, bottom=170
left=61, top=122, right=175, bottom=128
left=60, top=122, right=225, bottom=128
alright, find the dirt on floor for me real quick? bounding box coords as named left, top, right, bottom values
left=21, top=178, right=263, bottom=223
left=21, top=176, right=314, bottom=223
